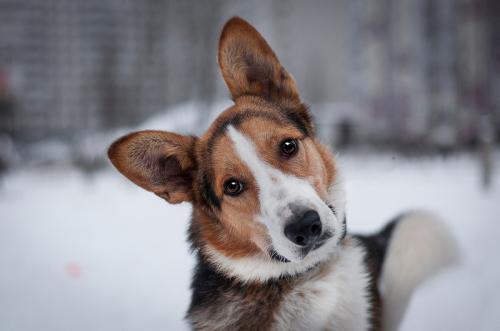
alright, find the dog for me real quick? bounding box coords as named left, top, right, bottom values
left=108, top=17, right=457, bottom=331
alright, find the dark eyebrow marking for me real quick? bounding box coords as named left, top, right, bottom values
left=206, top=110, right=282, bottom=155
left=280, top=107, right=311, bottom=136
left=201, top=172, right=221, bottom=210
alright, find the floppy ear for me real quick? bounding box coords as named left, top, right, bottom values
left=218, top=17, right=299, bottom=101
left=108, top=131, right=197, bottom=204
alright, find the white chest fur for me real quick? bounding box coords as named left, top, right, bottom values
left=274, top=241, right=371, bottom=331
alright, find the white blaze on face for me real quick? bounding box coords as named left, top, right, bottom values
left=227, top=125, right=341, bottom=261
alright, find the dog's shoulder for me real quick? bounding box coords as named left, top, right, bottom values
left=352, top=218, right=399, bottom=331
left=353, top=218, right=398, bottom=283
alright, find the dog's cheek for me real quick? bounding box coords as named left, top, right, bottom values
left=250, top=222, right=272, bottom=254
left=303, top=141, right=331, bottom=200
left=315, top=141, right=337, bottom=187
left=220, top=195, right=261, bottom=235
left=218, top=204, right=270, bottom=256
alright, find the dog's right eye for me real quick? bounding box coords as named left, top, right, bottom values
left=223, top=179, right=244, bottom=196
left=280, top=138, right=298, bottom=158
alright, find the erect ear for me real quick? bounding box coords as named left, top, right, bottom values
left=218, top=17, right=299, bottom=101
left=108, top=131, right=197, bottom=204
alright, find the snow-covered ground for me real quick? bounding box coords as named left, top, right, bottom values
left=1, top=151, right=499, bottom=330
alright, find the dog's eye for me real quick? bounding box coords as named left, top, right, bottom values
left=223, top=179, right=244, bottom=196
left=280, top=138, right=298, bottom=157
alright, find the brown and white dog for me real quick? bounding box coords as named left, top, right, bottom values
left=108, top=17, right=457, bottom=331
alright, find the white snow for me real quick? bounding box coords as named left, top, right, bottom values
left=1, top=150, right=499, bottom=330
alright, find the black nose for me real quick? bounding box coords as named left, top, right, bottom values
left=284, top=210, right=322, bottom=246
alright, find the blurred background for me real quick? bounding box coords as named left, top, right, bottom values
left=0, top=1, right=499, bottom=330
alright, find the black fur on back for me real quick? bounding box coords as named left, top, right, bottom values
left=354, top=215, right=402, bottom=331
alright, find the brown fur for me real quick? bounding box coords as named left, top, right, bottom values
left=108, top=131, right=197, bottom=204
left=218, top=17, right=299, bottom=101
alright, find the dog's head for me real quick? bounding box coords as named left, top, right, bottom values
left=108, top=17, right=346, bottom=281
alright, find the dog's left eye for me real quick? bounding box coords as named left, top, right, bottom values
left=280, top=138, right=298, bottom=157
left=223, top=179, right=244, bottom=196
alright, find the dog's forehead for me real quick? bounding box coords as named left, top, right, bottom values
left=203, top=100, right=278, bottom=139
left=203, top=109, right=293, bottom=163
left=200, top=98, right=302, bottom=154
left=211, top=120, right=298, bottom=170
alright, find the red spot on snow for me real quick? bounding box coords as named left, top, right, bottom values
left=65, top=262, right=82, bottom=278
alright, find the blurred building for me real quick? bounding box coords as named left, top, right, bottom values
left=0, top=0, right=223, bottom=140
left=347, top=0, right=500, bottom=147
left=0, top=0, right=498, bottom=147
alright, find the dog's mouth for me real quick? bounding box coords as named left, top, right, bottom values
left=268, top=230, right=334, bottom=263
left=327, top=203, right=336, bottom=216
left=312, top=230, right=334, bottom=250
left=269, top=249, right=291, bottom=263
